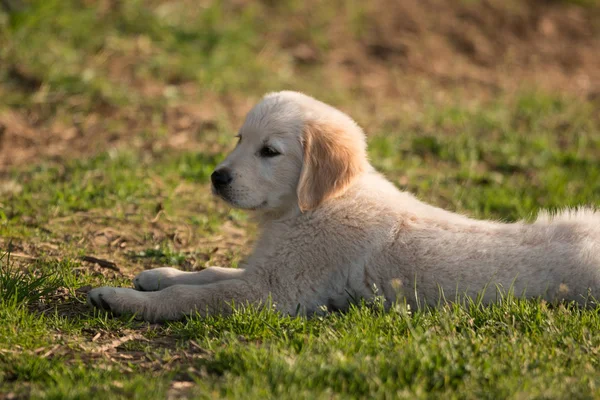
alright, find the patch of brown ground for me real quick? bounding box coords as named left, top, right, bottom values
left=0, top=97, right=226, bottom=168
left=319, top=0, right=600, bottom=100
left=0, top=204, right=251, bottom=279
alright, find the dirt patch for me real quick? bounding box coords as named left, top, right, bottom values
left=1, top=205, right=251, bottom=279
left=310, top=0, right=600, bottom=100
left=0, top=99, right=222, bottom=169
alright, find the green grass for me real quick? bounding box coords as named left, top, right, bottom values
left=0, top=251, right=63, bottom=306
left=368, top=92, right=600, bottom=220
left=1, top=93, right=599, bottom=400
left=1, top=0, right=600, bottom=398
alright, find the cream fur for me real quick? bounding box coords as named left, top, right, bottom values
left=88, top=91, right=600, bottom=321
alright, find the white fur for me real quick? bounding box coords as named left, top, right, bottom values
left=88, top=91, right=600, bottom=321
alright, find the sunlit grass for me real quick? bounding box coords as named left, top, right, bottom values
left=1, top=0, right=600, bottom=398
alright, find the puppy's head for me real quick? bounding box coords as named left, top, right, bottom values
left=212, top=91, right=368, bottom=214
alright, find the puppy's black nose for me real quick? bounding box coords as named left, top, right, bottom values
left=211, top=168, right=232, bottom=188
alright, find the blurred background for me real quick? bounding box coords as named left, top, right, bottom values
left=1, top=0, right=598, bottom=167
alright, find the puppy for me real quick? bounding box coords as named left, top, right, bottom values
left=88, top=91, right=600, bottom=321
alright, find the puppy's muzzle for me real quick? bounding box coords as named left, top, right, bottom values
left=211, top=168, right=233, bottom=192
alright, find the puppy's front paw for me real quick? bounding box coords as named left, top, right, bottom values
left=86, top=287, right=114, bottom=311
left=87, top=287, right=148, bottom=317
left=134, top=267, right=180, bottom=291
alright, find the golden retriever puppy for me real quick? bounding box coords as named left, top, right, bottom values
left=88, top=91, right=600, bottom=321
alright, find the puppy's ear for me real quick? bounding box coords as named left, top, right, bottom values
left=297, top=120, right=367, bottom=212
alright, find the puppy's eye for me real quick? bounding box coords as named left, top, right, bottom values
left=259, top=146, right=281, bottom=158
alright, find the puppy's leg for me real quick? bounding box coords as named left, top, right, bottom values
left=88, top=279, right=263, bottom=322
left=134, top=266, right=244, bottom=291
